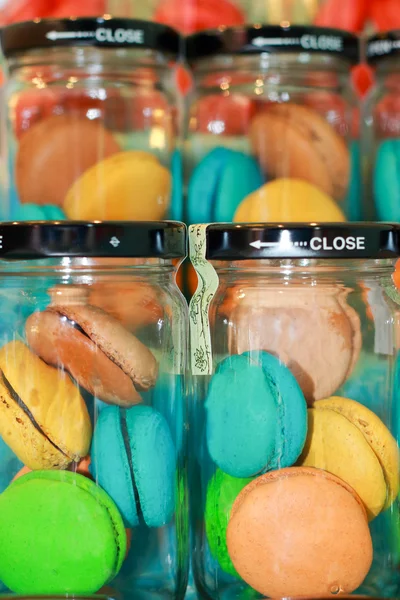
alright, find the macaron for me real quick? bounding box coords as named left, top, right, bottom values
left=88, top=282, right=163, bottom=330
left=206, top=351, right=307, bottom=478
left=64, top=151, right=171, bottom=220
left=0, top=435, right=23, bottom=493
left=205, top=469, right=252, bottom=577
left=226, top=286, right=361, bottom=403
left=374, top=139, right=400, bottom=221
left=11, top=203, right=67, bottom=221
left=15, top=115, right=120, bottom=207
left=91, top=404, right=176, bottom=528
left=26, top=301, right=158, bottom=407
left=233, top=178, right=346, bottom=222
left=0, top=470, right=126, bottom=595
left=227, top=467, right=373, bottom=598
left=299, top=396, right=399, bottom=519
left=250, top=104, right=350, bottom=200
left=0, top=341, right=91, bottom=470
left=187, top=147, right=263, bottom=223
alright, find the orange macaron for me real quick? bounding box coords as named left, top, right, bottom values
left=227, top=467, right=373, bottom=598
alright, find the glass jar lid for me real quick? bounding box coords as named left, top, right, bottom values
left=203, top=223, right=400, bottom=260
left=0, top=221, right=186, bottom=260
left=0, top=16, right=181, bottom=59
left=366, top=30, right=400, bottom=65
left=187, top=24, right=359, bottom=65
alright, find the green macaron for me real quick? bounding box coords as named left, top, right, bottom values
left=0, top=470, right=127, bottom=595
left=205, top=469, right=252, bottom=577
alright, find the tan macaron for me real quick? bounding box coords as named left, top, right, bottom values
left=250, top=103, right=350, bottom=199
left=226, top=286, right=361, bottom=403
left=227, top=467, right=373, bottom=598
left=26, top=301, right=158, bottom=407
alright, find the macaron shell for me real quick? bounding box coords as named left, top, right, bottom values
left=206, top=354, right=277, bottom=477
left=227, top=287, right=361, bottom=403
left=374, top=139, right=400, bottom=221
left=48, top=304, right=158, bottom=391
left=187, top=147, right=232, bottom=223
left=0, top=470, right=126, bottom=594
left=26, top=310, right=142, bottom=406
left=316, top=396, right=399, bottom=509
left=0, top=435, right=23, bottom=493
left=205, top=469, right=251, bottom=577
left=298, top=407, right=386, bottom=520
left=0, top=341, right=91, bottom=469
left=227, top=467, right=372, bottom=598
left=125, top=405, right=176, bottom=527
left=233, top=178, right=346, bottom=223
left=90, top=405, right=138, bottom=528
left=16, top=115, right=120, bottom=207
left=250, top=104, right=350, bottom=199
left=64, top=151, right=171, bottom=220
left=247, top=351, right=307, bottom=468
left=212, top=151, right=264, bottom=222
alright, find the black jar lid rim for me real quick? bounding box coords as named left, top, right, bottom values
left=187, top=24, right=360, bottom=64
left=366, top=30, right=400, bottom=64
left=204, top=222, right=400, bottom=260
left=0, top=221, right=187, bottom=260
left=0, top=16, right=181, bottom=59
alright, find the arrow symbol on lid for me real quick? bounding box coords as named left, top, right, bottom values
left=46, top=30, right=95, bottom=41
left=250, top=240, right=280, bottom=249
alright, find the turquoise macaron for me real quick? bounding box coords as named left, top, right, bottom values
left=0, top=436, right=23, bottom=494
left=11, top=203, right=67, bottom=221
left=374, top=139, right=400, bottom=221
left=91, top=404, right=176, bottom=528
left=206, top=351, right=307, bottom=478
left=187, top=147, right=263, bottom=224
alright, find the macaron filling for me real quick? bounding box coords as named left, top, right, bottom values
left=0, top=370, right=69, bottom=460
left=120, top=408, right=144, bottom=523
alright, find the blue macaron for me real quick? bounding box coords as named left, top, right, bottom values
left=91, top=404, right=176, bottom=528
left=11, top=204, right=67, bottom=221
left=0, top=436, right=23, bottom=494
left=187, top=147, right=263, bottom=224
left=374, top=139, right=400, bottom=221
left=206, top=351, right=307, bottom=478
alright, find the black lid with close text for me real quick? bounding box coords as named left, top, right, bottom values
left=0, top=221, right=186, bottom=260
left=366, top=30, right=400, bottom=65
left=187, top=24, right=360, bottom=64
left=204, top=223, right=400, bottom=261
left=0, top=17, right=181, bottom=59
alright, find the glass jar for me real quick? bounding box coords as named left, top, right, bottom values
left=188, top=222, right=400, bottom=600
left=364, top=31, right=400, bottom=221
left=0, top=220, right=189, bottom=600
left=185, top=25, right=360, bottom=225
left=0, top=17, right=182, bottom=222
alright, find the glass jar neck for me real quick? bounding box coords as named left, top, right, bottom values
left=375, top=57, right=400, bottom=93
left=192, top=53, right=351, bottom=92
left=211, top=258, right=397, bottom=286
left=6, top=46, right=171, bottom=83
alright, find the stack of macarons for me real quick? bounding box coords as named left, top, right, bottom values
left=12, top=112, right=174, bottom=221
left=188, top=102, right=355, bottom=223
left=204, top=350, right=399, bottom=597
left=0, top=283, right=178, bottom=595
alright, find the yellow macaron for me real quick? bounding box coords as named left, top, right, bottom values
left=64, top=150, right=171, bottom=220
left=298, top=396, right=399, bottom=520
left=233, top=178, right=346, bottom=223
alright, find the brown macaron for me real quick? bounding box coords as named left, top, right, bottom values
left=225, top=286, right=361, bottom=404
left=16, top=115, right=120, bottom=207
left=250, top=103, right=350, bottom=200
left=227, top=467, right=373, bottom=598
left=26, top=303, right=158, bottom=407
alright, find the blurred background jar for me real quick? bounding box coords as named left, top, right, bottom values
left=0, top=220, right=189, bottom=599
left=0, top=17, right=182, bottom=221
left=185, top=25, right=360, bottom=225
left=363, top=31, right=400, bottom=222
left=189, top=222, right=400, bottom=600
